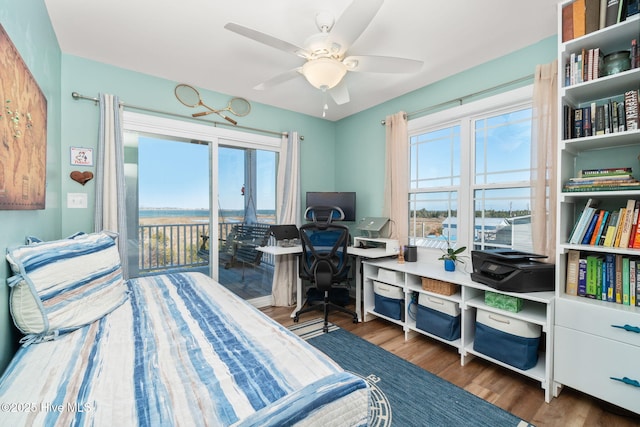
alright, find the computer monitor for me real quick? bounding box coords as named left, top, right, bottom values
left=305, top=192, right=356, bottom=221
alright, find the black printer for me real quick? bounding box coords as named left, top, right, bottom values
left=470, top=249, right=555, bottom=292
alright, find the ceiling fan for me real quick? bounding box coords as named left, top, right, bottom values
left=224, top=0, right=423, bottom=107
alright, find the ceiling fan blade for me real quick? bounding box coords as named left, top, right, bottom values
left=329, top=81, right=350, bottom=105
left=254, top=68, right=302, bottom=90
left=344, top=55, right=423, bottom=73
left=225, top=22, right=308, bottom=57
left=329, top=0, right=384, bottom=55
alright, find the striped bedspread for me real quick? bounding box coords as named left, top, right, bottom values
left=0, top=272, right=369, bottom=426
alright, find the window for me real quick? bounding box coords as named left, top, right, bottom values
left=408, top=86, right=537, bottom=253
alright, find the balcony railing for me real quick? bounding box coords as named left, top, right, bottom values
left=138, top=222, right=274, bottom=275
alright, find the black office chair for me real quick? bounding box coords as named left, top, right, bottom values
left=293, top=206, right=358, bottom=333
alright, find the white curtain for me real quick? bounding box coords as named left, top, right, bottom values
left=531, top=60, right=558, bottom=260
left=383, top=112, right=409, bottom=245
left=94, top=94, right=129, bottom=278
left=271, top=131, right=300, bottom=306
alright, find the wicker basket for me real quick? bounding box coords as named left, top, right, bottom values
left=421, top=277, right=459, bottom=296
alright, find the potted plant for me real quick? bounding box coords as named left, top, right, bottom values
left=437, top=238, right=467, bottom=272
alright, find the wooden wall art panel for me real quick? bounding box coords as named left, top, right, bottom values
left=0, top=24, right=47, bottom=210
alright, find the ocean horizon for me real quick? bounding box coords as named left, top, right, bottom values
left=139, top=208, right=275, bottom=218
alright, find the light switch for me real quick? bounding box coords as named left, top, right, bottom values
left=67, top=192, right=88, bottom=208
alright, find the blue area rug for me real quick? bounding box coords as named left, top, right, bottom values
left=306, top=327, right=533, bottom=427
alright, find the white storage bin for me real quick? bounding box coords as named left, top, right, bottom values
left=376, top=269, right=403, bottom=285
left=416, top=294, right=461, bottom=341
left=476, top=310, right=540, bottom=338
left=373, top=281, right=404, bottom=320
left=474, top=309, right=541, bottom=370
left=418, top=294, right=460, bottom=317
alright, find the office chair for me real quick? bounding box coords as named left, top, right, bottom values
left=293, top=206, right=358, bottom=333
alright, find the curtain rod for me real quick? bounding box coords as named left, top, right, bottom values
left=71, top=92, right=291, bottom=139
left=380, top=74, right=534, bottom=125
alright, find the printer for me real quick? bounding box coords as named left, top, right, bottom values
left=470, top=249, right=555, bottom=292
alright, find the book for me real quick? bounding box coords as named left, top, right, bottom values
left=562, top=2, right=575, bottom=42
left=601, top=255, right=609, bottom=300
left=566, top=250, right=581, bottom=296
left=631, top=259, right=637, bottom=306
left=586, top=0, right=602, bottom=33
left=625, top=90, right=639, bottom=130
left=578, top=257, right=588, bottom=296
left=586, top=255, right=601, bottom=298
left=597, top=211, right=612, bottom=245
left=574, top=0, right=587, bottom=38
left=622, top=257, right=631, bottom=305
left=603, top=209, right=621, bottom=246
left=627, top=201, right=640, bottom=247
left=632, top=210, right=640, bottom=248
left=605, top=0, right=622, bottom=26
left=637, top=261, right=640, bottom=306
left=569, top=198, right=600, bottom=244
left=579, top=167, right=632, bottom=177
left=618, top=200, right=637, bottom=248
left=615, top=254, right=623, bottom=303
left=613, top=207, right=628, bottom=247
left=592, top=209, right=609, bottom=245
left=606, top=253, right=616, bottom=301
left=596, top=256, right=604, bottom=299
left=581, top=210, right=601, bottom=244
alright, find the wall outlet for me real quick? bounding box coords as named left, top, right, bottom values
left=67, top=192, right=88, bottom=209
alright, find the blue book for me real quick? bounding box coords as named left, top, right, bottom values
left=578, top=258, right=588, bottom=297
left=606, top=253, right=616, bottom=302
left=581, top=212, right=600, bottom=245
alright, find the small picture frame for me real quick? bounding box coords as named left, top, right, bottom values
left=70, top=147, right=93, bottom=166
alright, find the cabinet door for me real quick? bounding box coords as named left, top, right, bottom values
left=554, top=326, right=640, bottom=414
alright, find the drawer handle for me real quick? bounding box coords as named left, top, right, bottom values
left=611, top=324, right=640, bottom=334
left=610, top=376, right=640, bottom=388
left=427, top=297, right=444, bottom=305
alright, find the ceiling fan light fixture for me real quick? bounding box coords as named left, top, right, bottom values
left=302, top=58, right=347, bottom=90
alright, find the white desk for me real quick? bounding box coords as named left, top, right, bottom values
left=258, top=244, right=393, bottom=321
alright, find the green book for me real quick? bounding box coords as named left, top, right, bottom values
left=623, top=257, right=630, bottom=305
left=586, top=255, right=600, bottom=298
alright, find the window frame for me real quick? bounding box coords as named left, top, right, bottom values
left=407, top=85, right=534, bottom=254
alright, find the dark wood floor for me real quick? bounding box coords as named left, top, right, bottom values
left=261, top=305, right=640, bottom=427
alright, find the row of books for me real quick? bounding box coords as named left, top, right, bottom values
left=563, top=38, right=639, bottom=87
left=565, top=249, right=640, bottom=306
left=562, top=0, right=639, bottom=43
left=562, top=90, right=640, bottom=140
left=568, top=198, right=640, bottom=247
left=563, top=174, right=640, bottom=192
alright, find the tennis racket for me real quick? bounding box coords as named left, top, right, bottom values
left=174, top=84, right=244, bottom=125
left=192, top=97, right=251, bottom=119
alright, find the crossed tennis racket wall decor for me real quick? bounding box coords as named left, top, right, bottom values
left=174, top=84, right=251, bottom=126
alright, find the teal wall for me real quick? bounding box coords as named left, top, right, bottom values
left=0, top=0, right=62, bottom=371
left=334, top=36, right=558, bottom=223
left=0, top=0, right=558, bottom=375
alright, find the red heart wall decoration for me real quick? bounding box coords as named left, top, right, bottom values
left=70, top=171, right=94, bottom=185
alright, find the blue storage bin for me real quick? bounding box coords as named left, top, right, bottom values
left=473, top=309, right=541, bottom=370
left=416, top=305, right=461, bottom=341
left=373, top=281, right=404, bottom=320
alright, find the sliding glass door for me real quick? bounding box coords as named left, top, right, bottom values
left=122, top=112, right=281, bottom=307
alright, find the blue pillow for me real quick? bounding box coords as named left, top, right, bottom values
left=6, top=231, right=129, bottom=345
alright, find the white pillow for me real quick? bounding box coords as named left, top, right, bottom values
left=6, top=232, right=129, bottom=345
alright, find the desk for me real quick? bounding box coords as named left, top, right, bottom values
left=257, top=244, right=393, bottom=321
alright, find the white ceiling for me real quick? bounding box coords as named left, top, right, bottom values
left=44, top=0, right=559, bottom=121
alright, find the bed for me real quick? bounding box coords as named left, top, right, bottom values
left=0, top=232, right=369, bottom=426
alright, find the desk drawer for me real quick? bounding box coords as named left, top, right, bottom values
left=555, top=298, right=640, bottom=348
left=554, top=326, right=640, bottom=414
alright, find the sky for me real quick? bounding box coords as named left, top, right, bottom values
left=137, top=136, right=275, bottom=211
